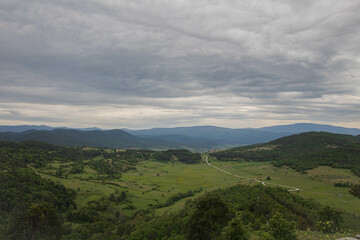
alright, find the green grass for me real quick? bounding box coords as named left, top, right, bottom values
left=207, top=157, right=360, bottom=215
left=35, top=154, right=360, bottom=217
left=120, top=160, right=243, bottom=214
left=247, top=230, right=350, bottom=240
left=35, top=158, right=245, bottom=215
left=296, top=230, right=355, bottom=240
left=36, top=169, right=118, bottom=208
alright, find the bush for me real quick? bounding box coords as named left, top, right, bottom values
left=221, top=212, right=249, bottom=240
left=260, top=212, right=297, bottom=240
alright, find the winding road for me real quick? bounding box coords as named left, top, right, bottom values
left=204, top=156, right=300, bottom=192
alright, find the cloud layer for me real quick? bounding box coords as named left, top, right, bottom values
left=0, top=0, right=359, bottom=128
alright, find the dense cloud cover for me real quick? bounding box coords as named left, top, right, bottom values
left=0, top=0, right=359, bottom=128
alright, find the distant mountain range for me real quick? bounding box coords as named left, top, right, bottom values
left=125, top=126, right=290, bottom=148
left=258, top=123, right=360, bottom=135
left=0, top=129, right=179, bottom=150
left=0, top=123, right=359, bottom=151
left=0, top=125, right=102, bottom=133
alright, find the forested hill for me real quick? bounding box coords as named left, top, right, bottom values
left=210, top=132, right=360, bottom=176
left=0, top=129, right=184, bottom=150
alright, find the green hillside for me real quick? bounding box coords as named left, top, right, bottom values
left=1, top=139, right=360, bottom=239
left=123, top=185, right=360, bottom=240
left=210, top=132, right=360, bottom=176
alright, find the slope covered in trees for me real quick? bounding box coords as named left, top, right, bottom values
left=210, top=132, right=360, bottom=176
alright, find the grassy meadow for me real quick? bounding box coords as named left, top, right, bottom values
left=206, top=156, right=360, bottom=215
left=30, top=152, right=360, bottom=239
left=34, top=156, right=244, bottom=216
left=34, top=153, right=360, bottom=217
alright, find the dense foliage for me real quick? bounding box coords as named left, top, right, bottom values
left=0, top=168, right=76, bottom=239
left=149, top=149, right=202, bottom=164
left=349, top=184, right=360, bottom=199
left=210, top=132, right=360, bottom=176
left=0, top=140, right=102, bottom=169
left=167, top=149, right=202, bottom=164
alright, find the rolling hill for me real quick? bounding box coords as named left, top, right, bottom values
left=210, top=132, right=360, bottom=176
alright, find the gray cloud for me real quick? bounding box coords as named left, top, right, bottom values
left=0, top=0, right=359, bottom=128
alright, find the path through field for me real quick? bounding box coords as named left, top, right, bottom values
left=204, top=156, right=300, bottom=192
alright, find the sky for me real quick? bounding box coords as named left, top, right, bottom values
left=0, top=0, right=359, bottom=129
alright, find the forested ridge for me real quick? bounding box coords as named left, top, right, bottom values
left=210, top=132, right=360, bottom=176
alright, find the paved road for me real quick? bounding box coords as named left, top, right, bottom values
left=204, top=156, right=299, bottom=192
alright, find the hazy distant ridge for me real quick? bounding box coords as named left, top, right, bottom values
left=0, top=123, right=359, bottom=151
left=259, top=123, right=360, bottom=135
left=0, top=129, right=180, bottom=150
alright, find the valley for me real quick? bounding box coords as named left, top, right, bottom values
left=1, top=131, right=360, bottom=239
left=34, top=154, right=360, bottom=239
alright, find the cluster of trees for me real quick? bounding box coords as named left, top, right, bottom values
left=150, top=149, right=202, bottom=164
left=152, top=150, right=173, bottom=162
left=0, top=140, right=102, bottom=169
left=0, top=167, right=77, bottom=239
left=104, top=149, right=153, bottom=163
left=334, top=182, right=353, bottom=187
left=89, top=158, right=122, bottom=177
left=210, top=132, right=360, bottom=176
left=167, top=149, right=202, bottom=164
left=349, top=184, right=360, bottom=199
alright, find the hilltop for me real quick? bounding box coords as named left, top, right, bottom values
left=210, top=132, right=360, bottom=176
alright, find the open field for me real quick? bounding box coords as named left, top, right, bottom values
left=35, top=157, right=246, bottom=215
left=207, top=156, right=360, bottom=215
left=35, top=154, right=360, bottom=218
left=30, top=153, right=360, bottom=239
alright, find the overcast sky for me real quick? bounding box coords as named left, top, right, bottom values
left=0, top=0, right=359, bottom=129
